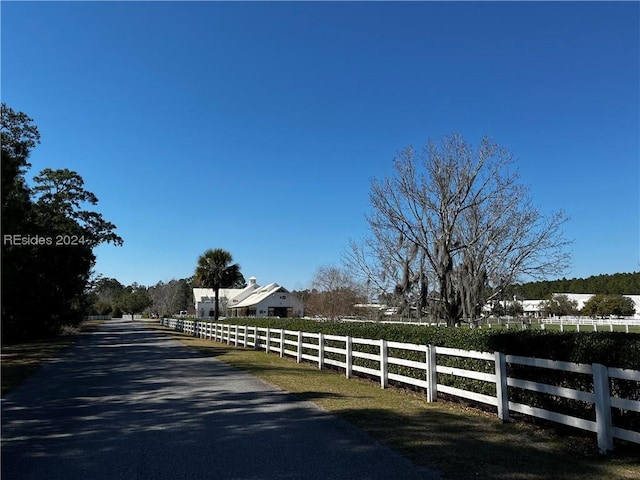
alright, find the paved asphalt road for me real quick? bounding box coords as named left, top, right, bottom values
left=2, top=319, right=440, bottom=479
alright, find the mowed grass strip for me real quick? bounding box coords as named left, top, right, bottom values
left=1, top=319, right=104, bottom=396
left=152, top=324, right=640, bottom=480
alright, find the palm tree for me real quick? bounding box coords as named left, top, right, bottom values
left=194, top=248, right=243, bottom=320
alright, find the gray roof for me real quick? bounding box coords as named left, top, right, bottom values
left=232, top=283, right=288, bottom=309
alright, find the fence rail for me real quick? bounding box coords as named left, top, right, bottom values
left=160, top=318, right=640, bottom=453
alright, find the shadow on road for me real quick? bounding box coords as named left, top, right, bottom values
left=1, top=319, right=438, bottom=480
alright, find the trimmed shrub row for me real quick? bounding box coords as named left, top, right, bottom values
left=215, top=318, right=639, bottom=369
left=196, top=318, right=640, bottom=435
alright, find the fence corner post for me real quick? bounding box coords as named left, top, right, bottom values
left=494, top=351, right=509, bottom=422
left=592, top=363, right=613, bottom=454
left=380, top=339, right=388, bottom=389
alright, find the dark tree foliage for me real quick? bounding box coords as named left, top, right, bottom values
left=117, top=285, right=153, bottom=320
left=514, top=272, right=640, bottom=299
left=581, top=294, right=636, bottom=318
left=1, top=104, right=123, bottom=343
left=173, top=277, right=194, bottom=313
left=86, top=277, right=126, bottom=316
left=541, top=294, right=580, bottom=317
left=194, top=249, right=244, bottom=320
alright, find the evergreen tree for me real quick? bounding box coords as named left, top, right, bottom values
left=1, top=104, right=123, bottom=343
left=194, top=249, right=243, bottom=320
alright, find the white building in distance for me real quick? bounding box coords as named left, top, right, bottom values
left=193, top=276, right=304, bottom=319
left=519, top=293, right=640, bottom=319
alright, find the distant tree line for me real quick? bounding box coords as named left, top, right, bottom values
left=86, top=277, right=193, bottom=319
left=513, top=272, right=640, bottom=299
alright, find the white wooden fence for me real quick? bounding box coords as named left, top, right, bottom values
left=160, top=318, right=640, bottom=453
left=540, top=317, right=639, bottom=333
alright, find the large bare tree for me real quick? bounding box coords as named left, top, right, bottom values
left=361, top=133, right=571, bottom=326
left=346, top=233, right=430, bottom=319
left=307, top=266, right=367, bottom=320
left=148, top=280, right=183, bottom=317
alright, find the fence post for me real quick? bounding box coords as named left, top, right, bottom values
left=426, top=344, right=437, bottom=402
left=266, top=328, right=271, bottom=353
left=254, top=326, right=259, bottom=350
left=234, top=325, right=239, bottom=347
left=280, top=329, right=285, bottom=358
left=380, top=339, right=388, bottom=388
left=345, top=336, right=352, bottom=379
left=318, top=332, right=324, bottom=370
left=297, top=331, right=303, bottom=363
left=592, top=363, right=613, bottom=454
left=494, top=352, right=510, bottom=422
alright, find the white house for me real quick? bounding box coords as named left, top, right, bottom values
left=520, top=300, right=545, bottom=318
left=193, top=276, right=304, bottom=319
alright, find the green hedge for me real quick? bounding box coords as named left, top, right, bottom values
left=214, top=318, right=639, bottom=369
left=198, top=318, right=639, bottom=435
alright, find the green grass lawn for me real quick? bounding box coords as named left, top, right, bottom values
left=152, top=323, right=640, bottom=480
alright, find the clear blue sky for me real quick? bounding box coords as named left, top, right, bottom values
left=2, top=1, right=638, bottom=290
